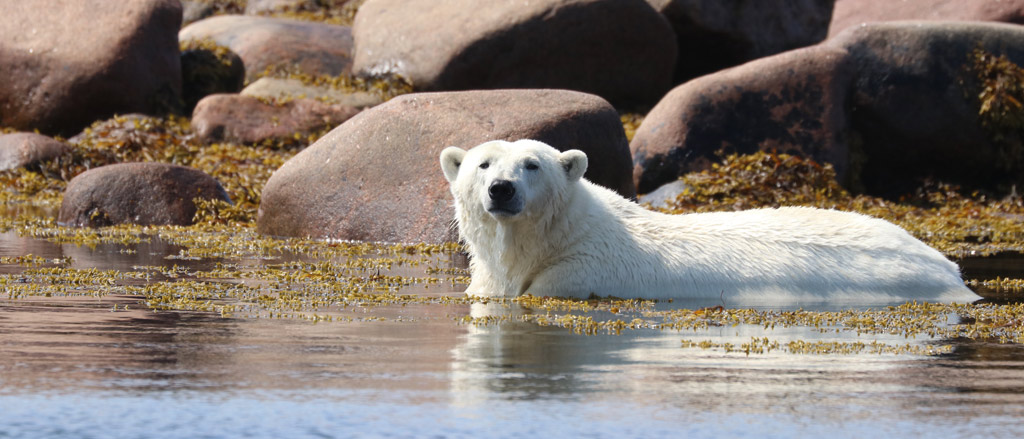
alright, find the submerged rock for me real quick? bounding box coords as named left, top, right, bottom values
left=258, top=89, right=634, bottom=243
left=191, top=94, right=360, bottom=145
left=632, top=21, right=1024, bottom=197
left=59, top=162, right=231, bottom=227
left=0, top=0, right=183, bottom=136
left=0, top=133, right=71, bottom=171
left=179, top=14, right=353, bottom=82
left=647, top=0, right=834, bottom=83
left=352, top=0, right=676, bottom=107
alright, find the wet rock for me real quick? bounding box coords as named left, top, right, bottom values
left=180, top=42, right=246, bottom=112
left=647, top=0, right=834, bottom=83
left=258, top=89, right=634, bottom=243
left=0, top=0, right=183, bottom=136
left=631, top=21, right=1024, bottom=197
left=59, top=163, right=231, bottom=227
left=0, top=133, right=71, bottom=171
left=191, top=94, right=360, bottom=145
left=632, top=45, right=853, bottom=194
left=241, top=77, right=383, bottom=108
left=352, top=0, right=676, bottom=108
left=179, top=15, right=354, bottom=82
left=829, top=0, right=1024, bottom=37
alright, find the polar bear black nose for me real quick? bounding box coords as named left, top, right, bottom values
left=488, top=180, right=516, bottom=202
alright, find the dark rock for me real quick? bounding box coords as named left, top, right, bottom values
left=180, top=42, right=246, bottom=112
left=0, top=133, right=71, bottom=171
left=179, top=15, right=354, bottom=82
left=257, top=89, right=634, bottom=243
left=631, top=45, right=853, bottom=194
left=647, top=0, right=835, bottom=83
left=829, top=0, right=1024, bottom=37
left=352, top=0, right=676, bottom=108
left=191, top=94, right=361, bottom=145
left=58, top=163, right=231, bottom=227
left=632, top=21, right=1024, bottom=197
left=0, top=0, right=183, bottom=136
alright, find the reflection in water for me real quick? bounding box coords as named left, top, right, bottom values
left=2, top=231, right=1024, bottom=437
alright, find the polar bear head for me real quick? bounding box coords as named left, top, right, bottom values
left=440, top=139, right=588, bottom=221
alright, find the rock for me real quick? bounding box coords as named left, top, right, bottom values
left=241, top=77, right=383, bottom=108
left=191, top=94, right=360, bottom=145
left=631, top=45, right=853, bottom=194
left=180, top=42, right=246, bottom=112
left=631, top=21, right=1024, bottom=197
left=637, top=180, right=690, bottom=208
left=352, top=0, right=676, bottom=108
left=257, top=89, right=634, bottom=243
left=179, top=15, right=354, bottom=82
left=0, top=0, right=183, bottom=136
left=829, top=0, right=1024, bottom=37
left=0, top=133, right=71, bottom=171
left=245, top=0, right=316, bottom=14
left=58, top=163, right=231, bottom=227
left=647, top=0, right=835, bottom=83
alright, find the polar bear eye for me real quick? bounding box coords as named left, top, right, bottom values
left=525, top=162, right=540, bottom=171
left=479, top=162, right=489, bottom=170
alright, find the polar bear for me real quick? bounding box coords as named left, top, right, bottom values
left=439, top=139, right=981, bottom=303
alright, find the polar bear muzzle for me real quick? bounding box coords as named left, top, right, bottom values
left=486, top=179, right=523, bottom=217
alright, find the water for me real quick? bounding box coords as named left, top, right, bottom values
left=1, top=224, right=1024, bottom=438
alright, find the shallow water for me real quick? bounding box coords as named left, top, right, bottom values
left=2, top=223, right=1024, bottom=438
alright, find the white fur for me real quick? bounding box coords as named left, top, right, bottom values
left=440, top=139, right=981, bottom=303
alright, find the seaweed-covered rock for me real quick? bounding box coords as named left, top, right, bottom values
left=631, top=21, right=1024, bottom=197
left=179, top=15, right=353, bottom=82
left=257, top=89, right=634, bottom=243
left=352, top=0, right=676, bottom=108
left=647, top=0, right=835, bottom=83
left=0, top=133, right=71, bottom=171
left=59, top=162, right=231, bottom=227
left=632, top=45, right=853, bottom=194
left=180, top=41, right=246, bottom=112
left=191, top=94, right=360, bottom=145
left=0, top=0, right=183, bottom=136
left=829, top=0, right=1024, bottom=37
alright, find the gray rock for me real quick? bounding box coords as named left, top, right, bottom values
left=829, top=0, right=1024, bottom=37
left=257, top=89, right=634, bottom=243
left=0, top=133, right=71, bottom=171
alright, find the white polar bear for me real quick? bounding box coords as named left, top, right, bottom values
left=440, top=139, right=981, bottom=303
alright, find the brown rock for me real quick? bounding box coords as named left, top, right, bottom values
left=257, top=89, right=634, bottom=243
left=0, top=0, right=183, bottom=136
left=191, top=94, right=361, bottom=145
left=240, top=77, right=383, bottom=108
left=647, top=0, right=835, bottom=83
left=631, top=21, right=1024, bottom=197
left=829, top=0, right=1024, bottom=37
left=58, top=163, right=231, bottom=227
left=352, top=0, right=676, bottom=108
left=0, top=133, right=71, bottom=171
left=631, top=45, right=853, bottom=194
left=179, top=15, right=354, bottom=82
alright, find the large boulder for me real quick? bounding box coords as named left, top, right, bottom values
left=257, top=89, right=634, bottom=243
left=191, top=94, right=360, bottom=145
left=0, top=0, right=183, bottom=136
left=631, top=21, right=1024, bottom=197
left=647, top=0, right=835, bottom=83
left=0, top=133, right=71, bottom=171
left=59, top=163, right=231, bottom=227
left=179, top=15, right=353, bottom=82
left=352, top=0, right=676, bottom=108
left=829, top=0, right=1024, bottom=37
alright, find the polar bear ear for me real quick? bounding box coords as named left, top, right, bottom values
left=440, top=147, right=467, bottom=182
left=559, top=149, right=588, bottom=182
